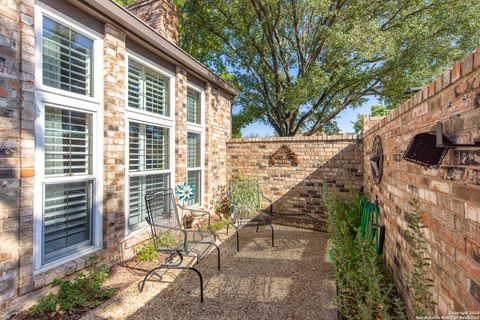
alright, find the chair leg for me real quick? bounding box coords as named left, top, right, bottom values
left=140, top=265, right=204, bottom=303
left=269, top=223, right=275, bottom=247
left=188, top=267, right=204, bottom=303
left=256, top=223, right=260, bottom=232
left=140, top=265, right=166, bottom=293
left=212, top=243, right=221, bottom=271
left=236, top=229, right=240, bottom=251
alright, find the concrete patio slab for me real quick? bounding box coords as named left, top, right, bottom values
left=82, top=225, right=336, bottom=320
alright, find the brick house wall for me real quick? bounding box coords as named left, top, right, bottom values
left=363, top=50, right=480, bottom=318
left=0, top=0, right=235, bottom=317
left=226, top=135, right=363, bottom=220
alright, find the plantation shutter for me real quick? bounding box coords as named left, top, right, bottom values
left=129, top=122, right=168, bottom=172
left=128, top=59, right=169, bottom=116
left=187, top=88, right=201, bottom=124
left=44, top=106, right=92, bottom=176
left=129, top=174, right=169, bottom=227
left=128, top=121, right=170, bottom=228
left=187, top=132, right=201, bottom=168
left=187, top=170, right=201, bottom=206
left=42, top=16, right=93, bottom=96
left=43, top=181, right=93, bottom=264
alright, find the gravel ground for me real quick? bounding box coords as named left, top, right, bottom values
left=82, top=224, right=336, bottom=320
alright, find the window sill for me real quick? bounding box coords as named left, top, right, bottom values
left=34, top=246, right=101, bottom=275
left=125, top=224, right=150, bottom=239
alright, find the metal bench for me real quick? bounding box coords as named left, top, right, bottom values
left=140, top=188, right=220, bottom=302
left=227, top=179, right=274, bottom=251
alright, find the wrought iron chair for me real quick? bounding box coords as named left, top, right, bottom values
left=140, top=188, right=220, bottom=302
left=227, top=179, right=274, bottom=251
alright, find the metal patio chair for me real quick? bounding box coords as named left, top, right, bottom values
left=227, top=179, right=274, bottom=251
left=139, top=188, right=220, bottom=302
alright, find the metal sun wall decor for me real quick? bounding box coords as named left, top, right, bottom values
left=370, top=136, right=383, bottom=184
left=270, top=145, right=299, bottom=166
left=176, top=181, right=196, bottom=203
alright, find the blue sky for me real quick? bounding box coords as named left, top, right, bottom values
left=241, top=96, right=381, bottom=136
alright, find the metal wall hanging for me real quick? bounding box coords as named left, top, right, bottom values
left=270, top=145, right=299, bottom=166
left=403, top=133, right=448, bottom=168
left=403, top=121, right=480, bottom=168
left=370, top=136, right=383, bottom=184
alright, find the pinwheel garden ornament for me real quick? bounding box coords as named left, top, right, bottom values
left=176, top=181, right=196, bottom=204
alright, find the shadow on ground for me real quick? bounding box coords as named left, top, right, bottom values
left=115, top=225, right=336, bottom=320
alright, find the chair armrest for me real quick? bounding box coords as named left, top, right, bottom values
left=260, top=193, right=273, bottom=216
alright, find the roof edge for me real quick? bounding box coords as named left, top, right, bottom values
left=81, top=0, right=239, bottom=97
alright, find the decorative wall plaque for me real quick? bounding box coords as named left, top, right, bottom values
left=370, top=136, right=383, bottom=184
left=270, top=145, right=299, bottom=166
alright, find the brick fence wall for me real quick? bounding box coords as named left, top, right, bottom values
left=226, top=135, right=363, bottom=220
left=363, top=50, right=480, bottom=318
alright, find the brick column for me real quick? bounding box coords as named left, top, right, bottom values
left=175, top=66, right=187, bottom=186
left=103, top=24, right=126, bottom=259
left=0, top=0, right=35, bottom=313
left=17, top=0, right=36, bottom=297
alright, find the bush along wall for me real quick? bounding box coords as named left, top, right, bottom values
left=324, top=185, right=406, bottom=319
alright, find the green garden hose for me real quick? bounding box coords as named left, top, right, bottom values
left=358, top=196, right=380, bottom=253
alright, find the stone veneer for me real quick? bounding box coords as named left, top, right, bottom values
left=363, top=50, right=480, bottom=318
left=0, top=0, right=234, bottom=317
left=226, top=135, right=363, bottom=220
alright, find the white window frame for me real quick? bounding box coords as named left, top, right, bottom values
left=186, top=83, right=205, bottom=208
left=124, top=52, right=175, bottom=236
left=34, top=3, right=103, bottom=104
left=34, top=2, right=104, bottom=272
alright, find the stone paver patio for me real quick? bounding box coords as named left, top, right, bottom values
left=82, top=225, right=336, bottom=320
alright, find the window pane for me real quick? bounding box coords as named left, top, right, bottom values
left=129, top=122, right=169, bottom=172
left=45, top=106, right=92, bottom=176
left=128, top=59, right=169, bottom=116
left=187, top=88, right=201, bottom=124
left=43, top=180, right=93, bottom=264
left=187, top=132, right=201, bottom=168
left=187, top=170, right=201, bottom=206
left=129, top=174, right=169, bottom=228
left=42, top=16, right=93, bottom=96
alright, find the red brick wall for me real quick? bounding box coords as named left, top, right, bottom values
left=363, top=50, right=480, bottom=318
left=227, top=135, right=363, bottom=220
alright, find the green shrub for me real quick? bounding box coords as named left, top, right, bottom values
left=324, top=185, right=406, bottom=320
left=135, top=232, right=177, bottom=261
left=405, top=198, right=435, bottom=316
left=200, top=218, right=231, bottom=233
left=30, top=258, right=116, bottom=316
left=229, top=174, right=261, bottom=218
left=212, top=184, right=230, bottom=216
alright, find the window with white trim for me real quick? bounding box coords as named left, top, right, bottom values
left=35, top=6, right=102, bottom=269
left=128, top=121, right=170, bottom=228
left=125, top=53, right=174, bottom=232
left=42, top=15, right=94, bottom=96
left=187, top=132, right=202, bottom=206
left=186, top=88, right=201, bottom=124
left=42, top=106, right=95, bottom=264
left=128, top=58, right=170, bottom=116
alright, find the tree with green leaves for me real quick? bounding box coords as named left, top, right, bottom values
left=114, top=0, right=136, bottom=6
left=353, top=104, right=393, bottom=133
left=175, top=0, right=480, bottom=136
